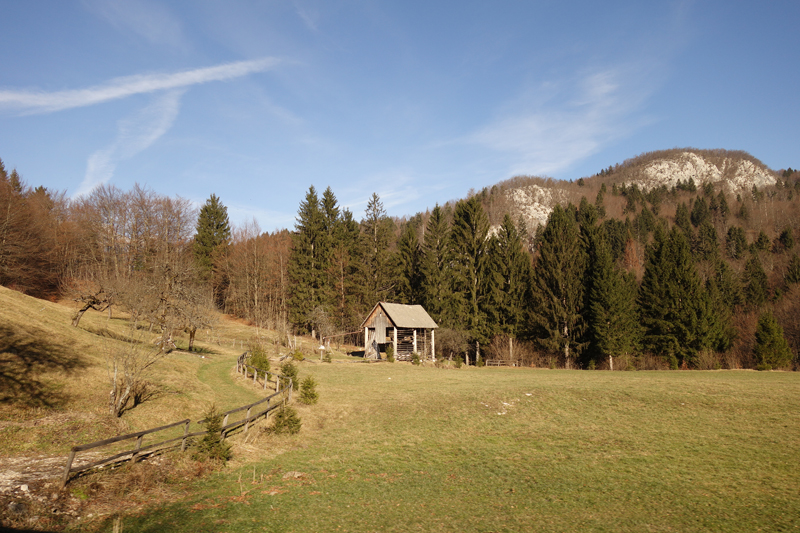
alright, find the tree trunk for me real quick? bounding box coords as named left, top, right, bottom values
left=188, top=328, right=197, bottom=351
left=72, top=305, right=90, bottom=327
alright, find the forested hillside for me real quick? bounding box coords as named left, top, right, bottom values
left=1, top=149, right=798, bottom=371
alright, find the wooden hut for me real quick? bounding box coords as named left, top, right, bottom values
left=360, top=302, right=438, bottom=360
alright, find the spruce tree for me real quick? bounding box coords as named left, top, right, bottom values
left=396, top=220, right=422, bottom=304
left=530, top=204, right=587, bottom=368
left=420, top=205, right=455, bottom=326
left=288, top=186, right=326, bottom=331
left=726, top=226, right=748, bottom=259
left=194, top=194, right=231, bottom=280
left=786, top=253, right=800, bottom=285
left=753, top=311, right=792, bottom=369
left=358, top=193, right=396, bottom=307
left=588, top=228, right=640, bottom=369
left=486, top=214, right=531, bottom=340
left=639, top=226, right=713, bottom=367
left=450, top=196, right=491, bottom=343
left=742, top=253, right=769, bottom=308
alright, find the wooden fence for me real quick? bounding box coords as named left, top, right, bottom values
left=61, top=353, right=289, bottom=488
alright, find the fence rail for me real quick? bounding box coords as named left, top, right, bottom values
left=61, top=352, right=290, bottom=488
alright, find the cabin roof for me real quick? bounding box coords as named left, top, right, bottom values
left=360, top=302, right=438, bottom=330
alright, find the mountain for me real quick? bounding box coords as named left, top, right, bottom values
left=489, top=148, right=780, bottom=232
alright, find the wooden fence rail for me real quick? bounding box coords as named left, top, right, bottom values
left=61, top=352, right=290, bottom=488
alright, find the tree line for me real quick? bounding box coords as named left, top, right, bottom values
left=289, top=179, right=799, bottom=370
left=2, top=153, right=798, bottom=370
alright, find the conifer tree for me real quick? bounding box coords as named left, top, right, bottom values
left=358, top=193, right=396, bottom=307
left=194, top=194, right=231, bottom=282
left=288, top=186, right=326, bottom=331
left=450, top=196, right=491, bottom=343
left=753, top=311, right=792, bottom=369
left=726, top=226, right=748, bottom=259
left=786, top=253, right=800, bottom=285
left=420, top=205, right=455, bottom=326
left=639, top=226, right=714, bottom=367
left=588, top=228, right=640, bottom=369
left=530, top=204, right=587, bottom=368
left=396, top=220, right=422, bottom=304
left=328, top=208, right=361, bottom=332
left=675, top=202, right=693, bottom=237
left=486, top=214, right=530, bottom=340
left=742, top=253, right=769, bottom=308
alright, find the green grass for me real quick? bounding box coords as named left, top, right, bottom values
left=92, top=364, right=800, bottom=533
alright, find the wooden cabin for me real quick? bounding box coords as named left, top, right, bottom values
left=360, top=302, right=438, bottom=360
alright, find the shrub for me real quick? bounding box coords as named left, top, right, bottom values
left=291, top=349, right=305, bottom=361
left=280, top=361, right=299, bottom=389
left=299, top=376, right=319, bottom=405
left=411, top=352, right=420, bottom=365
left=249, top=339, right=271, bottom=372
left=193, top=405, right=232, bottom=462
left=454, top=355, right=463, bottom=369
left=754, top=311, right=792, bottom=369
left=323, top=351, right=332, bottom=363
left=271, top=405, right=302, bottom=435
left=385, top=344, right=395, bottom=363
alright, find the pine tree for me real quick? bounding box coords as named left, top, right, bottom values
left=450, top=196, right=491, bottom=343
left=726, top=226, right=748, bottom=259
left=194, top=194, right=231, bottom=282
left=486, top=214, right=531, bottom=340
left=358, top=193, right=396, bottom=307
left=753, top=311, right=792, bottom=369
left=588, top=228, right=640, bottom=369
left=639, top=226, right=713, bottom=367
left=420, top=205, right=455, bottom=326
left=675, top=202, right=693, bottom=237
left=530, top=204, right=587, bottom=368
left=396, top=220, right=422, bottom=304
left=742, top=253, right=769, bottom=308
left=288, top=186, right=326, bottom=331
left=786, top=253, right=800, bottom=285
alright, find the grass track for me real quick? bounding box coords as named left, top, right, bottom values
left=94, top=364, right=800, bottom=533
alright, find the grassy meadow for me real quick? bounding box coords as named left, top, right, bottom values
left=1, top=284, right=798, bottom=532
left=99, top=362, right=799, bottom=532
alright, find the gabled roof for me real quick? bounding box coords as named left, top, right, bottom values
left=360, top=302, right=438, bottom=329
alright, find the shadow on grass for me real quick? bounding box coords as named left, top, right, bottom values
left=0, top=323, right=88, bottom=409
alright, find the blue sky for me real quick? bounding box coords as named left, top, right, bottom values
left=1, top=1, right=798, bottom=231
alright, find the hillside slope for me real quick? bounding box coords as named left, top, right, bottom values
left=490, top=148, right=781, bottom=231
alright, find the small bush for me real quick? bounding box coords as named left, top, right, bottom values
left=299, top=376, right=319, bottom=404
left=411, top=352, right=420, bottom=365
left=476, top=354, right=485, bottom=367
left=193, top=405, right=232, bottom=463
left=323, top=351, right=332, bottom=363
left=385, top=344, right=395, bottom=363
left=454, top=355, right=463, bottom=369
left=291, top=349, right=305, bottom=361
left=280, top=361, right=299, bottom=389
left=249, top=339, right=271, bottom=371
left=272, top=404, right=302, bottom=435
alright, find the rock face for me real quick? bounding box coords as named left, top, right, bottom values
left=498, top=149, right=778, bottom=233
left=634, top=152, right=776, bottom=194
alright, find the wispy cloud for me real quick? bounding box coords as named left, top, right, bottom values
left=75, top=89, right=183, bottom=197
left=469, top=66, right=653, bottom=177
left=83, top=0, right=189, bottom=51
left=0, top=58, right=279, bottom=114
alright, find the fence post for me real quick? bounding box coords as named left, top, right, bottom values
left=181, top=420, right=190, bottom=452
left=244, top=407, right=252, bottom=433
left=288, top=379, right=293, bottom=402
left=132, top=434, right=143, bottom=463
left=263, top=373, right=267, bottom=390
left=253, top=368, right=257, bottom=384
left=61, top=448, right=77, bottom=489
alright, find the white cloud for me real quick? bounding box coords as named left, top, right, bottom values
left=74, top=89, right=183, bottom=197
left=83, top=0, right=189, bottom=51
left=0, top=58, right=279, bottom=114
left=469, top=66, right=652, bottom=177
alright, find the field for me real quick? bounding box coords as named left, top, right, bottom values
left=1, top=285, right=799, bottom=532
left=102, top=362, right=799, bottom=532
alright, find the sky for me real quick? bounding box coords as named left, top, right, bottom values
left=1, top=1, right=798, bottom=231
